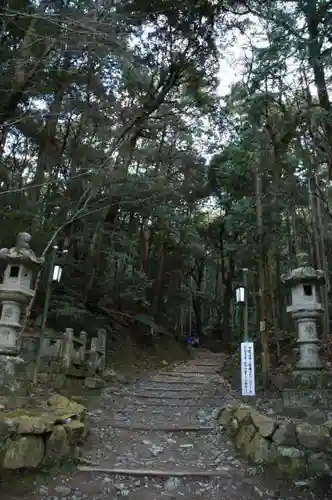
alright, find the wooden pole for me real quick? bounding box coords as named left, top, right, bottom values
left=255, top=167, right=269, bottom=388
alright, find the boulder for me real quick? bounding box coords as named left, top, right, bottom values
left=251, top=410, right=276, bottom=438
left=0, top=418, right=16, bottom=441
left=2, top=436, right=44, bottom=469
left=229, top=417, right=239, bottom=436
left=212, top=408, right=222, bottom=420
left=64, top=420, right=85, bottom=444
left=16, top=415, right=54, bottom=434
left=235, top=423, right=256, bottom=449
left=47, top=394, right=86, bottom=421
left=84, top=377, right=105, bottom=389
left=102, top=368, right=117, bottom=382
left=234, top=405, right=252, bottom=425
left=275, top=446, right=307, bottom=474
left=273, top=420, right=298, bottom=446
left=281, top=405, right=307, bottom=419
left=218, top=405, right=235, bottom=426
left=246, top=432, right=273, bottom=464
left=307, top=452, right=332, bottom=475
left=323, top=420, right=332, bottom=436
left=297, top=422, right=331, bottom=451
left=45, top=425, right=70, bottom=462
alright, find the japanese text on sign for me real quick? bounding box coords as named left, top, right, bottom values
left=241, top=341, right=256, bottom=396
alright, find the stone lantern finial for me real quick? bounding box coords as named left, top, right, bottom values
left=296, top=251, right=309, bottom=267
left=0, top=232, right=44, bottom=267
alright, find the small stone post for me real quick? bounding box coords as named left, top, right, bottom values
left=281, top=252, right=324, bottom=383
left=0, top=232, right=44, bottom=393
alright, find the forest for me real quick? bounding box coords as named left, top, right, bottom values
left=1, top=0, right=332, bottom=381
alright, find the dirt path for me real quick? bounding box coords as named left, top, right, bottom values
left=1, top=351, right=326, bottom=499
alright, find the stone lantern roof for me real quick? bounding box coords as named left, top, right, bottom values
left=281, top=252, right=325, bottom=286
left=0, top=232, right=44, bottom=268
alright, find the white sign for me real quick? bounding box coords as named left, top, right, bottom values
left=236, top=287, right=245, bottom=303
left=52, top=265, right=62, bottom=282
left=241, top=341, right=255, bottom=396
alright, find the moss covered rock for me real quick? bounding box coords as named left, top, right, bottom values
left=246, top=433, right=273, bottom=464
left=3, top=436, right=44, bottom=469
left=297, top=422, right=331, bottom=451
left=45, top=425, right=71, bottom=463
left=64, top=420, right=85, bottom=444
left=275, top=446, right=307, bottom=474
left=218, top=405, right=235, bottom=426
left=235, top=423, right=256, bottom=450
left=234, top=405, right=252, bottom=425
left=251, top=410, right=276, bottom=438
left=16, top=415, right=54, bottom=434
left=273, top=420, right=298, bottom=446
left=47, top=394, right=86, bottom=421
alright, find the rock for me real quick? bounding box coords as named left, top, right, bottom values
left=150, top=444, right=164, bottom=456
left=273, top=420, right=298, bottom=446
left=218, top=405, right=235, bottom=426
left=116, top=373, right=130, bottom=384
left=2, top=436, right=44, bottom=469
left=253, top=485, right=264, bottom=497
left=47, top=394, right=86, bottom=421
left=234, top=405, right=252, bottom=424
left=45, top=425, right=71, bottom=461
left=281, top=405, right=307, bottom=419
left=307, top=409, right=326, bottom=425
left=235, top=423, right=256, bottom=450
left=275, top=446, right=307, bottom=474
left=84, top=377, right=105, bottom=389
left=102, top=369, right=117, bottom=382
left=307, top=452, right=332, bottom=475
left=65, top=420, right=85, bottom=444
left=323, top=420, right=332, bottom=436
left=277, top=446, right=304, bottom=459
left=251, top=410, right=276, bottom=438
left=0, top=419, right=14, bottom=444
left=247, top=432, right=273, bottom=464
left=16, top=415, right=53, bottom=434
left=229, top=417, right=239, bottom=436
left=54, top=485, right=71, bottom=495
left=294, top=480, right=309, bottom=487
left=212, top=408, right=222, bottom=419
left=164, top=477, right=181, bottom=491
left=297, top=422, right=331, bottom=451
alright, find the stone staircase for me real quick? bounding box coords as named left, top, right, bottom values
left=12, top=351, right=315, bottom=500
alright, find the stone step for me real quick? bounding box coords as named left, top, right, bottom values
left=109, top=424, right=214, bottom=432
left=150, top=378, right=208, bottom=384
left=134, top=385, right=206, bottom=391
left=110, top=392, right=213, bottom=400
left=110, top=401, right=216, bottom=407
left=77, top=465, right=229, bottom=478
left=159, top=371, right=217, bottom=376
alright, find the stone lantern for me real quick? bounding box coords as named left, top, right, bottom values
left=0, top=233, right=44, bottom=392
left=281, top=252, right=324, bottom=381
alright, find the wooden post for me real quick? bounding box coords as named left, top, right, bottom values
left=61, top=327, right=74, bottom=370
left=79, top=330, right=87, bottom=364
left=256, top=167, right=269, bottom=388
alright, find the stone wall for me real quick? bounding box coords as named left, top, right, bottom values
left=0, top=394, right=89, bottom=470
left=215, top=403, right=332, bottom=477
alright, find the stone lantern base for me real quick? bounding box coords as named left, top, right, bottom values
left=0, top=353, right=29, bottom=396
left=282, top=370, right=332, bottom=409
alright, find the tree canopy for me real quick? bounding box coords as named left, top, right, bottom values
left=1, top=0, right=332, bottom=374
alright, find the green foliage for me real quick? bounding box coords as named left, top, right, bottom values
left=0, top=0, right=331, bottom=344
